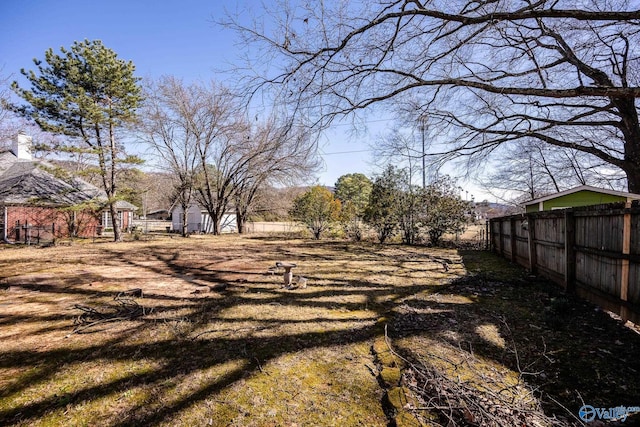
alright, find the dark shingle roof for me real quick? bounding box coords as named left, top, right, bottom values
left=0, top=151, right=105, bottom=206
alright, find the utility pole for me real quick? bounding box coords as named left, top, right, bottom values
left=420, top=117, right=427, bottom=189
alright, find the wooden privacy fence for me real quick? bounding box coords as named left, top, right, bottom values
left=489, top=201, right=640, bottom=325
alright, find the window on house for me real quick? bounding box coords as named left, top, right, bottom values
left=102, top=211, right=123, bottom=229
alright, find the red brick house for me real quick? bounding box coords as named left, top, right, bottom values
left=1, top=132, right=136, bottom=243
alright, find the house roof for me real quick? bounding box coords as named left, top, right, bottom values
left=0, top=149, right=104, bottom=206
left=114, top=200, right=138, bottom=211
left=169, top=203, right=235, bottom=215
left=524, top=185, right=640, bottom=206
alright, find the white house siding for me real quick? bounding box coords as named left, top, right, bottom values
left=171, top=204, right=236, bottom=234
left=187, top=205, right=200, bottom=232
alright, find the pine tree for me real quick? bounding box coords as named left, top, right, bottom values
left=13, top=39, right=142, bottom=242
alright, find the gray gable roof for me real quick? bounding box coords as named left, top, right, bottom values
left=0, top=150, right=105, bottom=206
left=113, top=200, right=138, bottom=211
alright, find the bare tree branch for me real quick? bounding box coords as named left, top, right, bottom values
left=225, top=0, right=640, bottom=192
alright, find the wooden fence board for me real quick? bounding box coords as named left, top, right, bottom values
left=535, top=216, right=565, bottom=278
left=632, top=213, right=640, bottom=255
left=630, top=263, right=640, bottom=305
left=501, top=220, right=512, bottom=259
left=490, top=202, right=640, bottom=324
left=536, top=244, right=563, bottom=278
left=576, top=254, right=621, bottom=298
left=515, top=238, right=529, bottom=266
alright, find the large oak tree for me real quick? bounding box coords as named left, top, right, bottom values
left=227, top=0, right=640, bottom=192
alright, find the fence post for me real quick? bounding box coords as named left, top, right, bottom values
left=620, top=202, right=632, bottom=321
left=488, top=220, right=493, bottom=251
left=527, top=214, right=537, bottom=273
left=487, top=219, right=497, bottom=252
left=564, top=210, right=576, bottom=293
left=485, top=220, right=490, bottom=250
left=510, top=217, right=517, bottom=263
left=497, top=219, right=504, bottom=255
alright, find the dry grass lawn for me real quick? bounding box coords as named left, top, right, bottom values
left=1, top=234, right=639, bottom=426
left=0, top=235, right=462, bottom=426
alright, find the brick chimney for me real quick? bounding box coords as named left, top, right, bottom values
left=12, top=131, right=32, bottom=160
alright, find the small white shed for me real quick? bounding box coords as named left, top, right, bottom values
left=170, top=204, right=237, bottom=234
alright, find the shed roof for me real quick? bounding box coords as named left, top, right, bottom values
left=524, top=185, right=640, bottom=206
left=113, top=200, right=138, bottom=211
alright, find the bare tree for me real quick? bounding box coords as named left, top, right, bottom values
left=0, top=69, right=11, bottom=142
left=373, top=124, right=444, bottom=187
left=0, top=69, right=34, bottom=145
left=233, top=117, right=319, bottom=233
left=138, top=76, right=204, bottom=236
left=480, top=139, right=627, bottom=204
left=373, top=129, right=421, bottom=184
left=249, top=185, right=306, bottom=221
left=483, top=142, right=560, bottom=204
left=226, top=0, right=640, bottom=192
left=138, top=77, right=318, bottom=235
left=139, top=78, right=240, bottom=235
left=195, top=113, right=245, bottom=235
left=126, top=171, right=174, bottom=217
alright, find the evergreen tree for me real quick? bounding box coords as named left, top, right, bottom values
left=364, top=166, right=403, bottom=244
left=12, top=39, right=142, bottom=242
left=420, top=176, right=473, bottom=246
left=335, top=173, right=372, bottom=241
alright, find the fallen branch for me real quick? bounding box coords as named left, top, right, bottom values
left=66, top=292, right=150, bottom=337
left=383, top=326, right=568, bottom=426
left=403, top=356, right=565, bottom=426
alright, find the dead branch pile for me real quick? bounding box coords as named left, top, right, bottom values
left=68, top=291, right=150, bottom=336
left=401, top=352, right=568, bottom=427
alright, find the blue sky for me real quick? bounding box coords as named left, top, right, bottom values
left=0, top=0, right=383, bottom=189
left=1, top=1, right=237, bottom=82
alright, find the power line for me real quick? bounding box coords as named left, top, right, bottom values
left=324, top=117, right=396, bottom=127
left=320, top=149, right=372, bottom=155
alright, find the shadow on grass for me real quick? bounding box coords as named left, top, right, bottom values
left=389, top=250, right=640, bottom=424
left=1, top=239, right=639, bottom=426
left=0, top=239, right=443, bottom=426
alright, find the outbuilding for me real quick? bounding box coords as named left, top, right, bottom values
left=170, top=203, right=236, bottom=234
left=524, top=185, right=640, bottom=213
